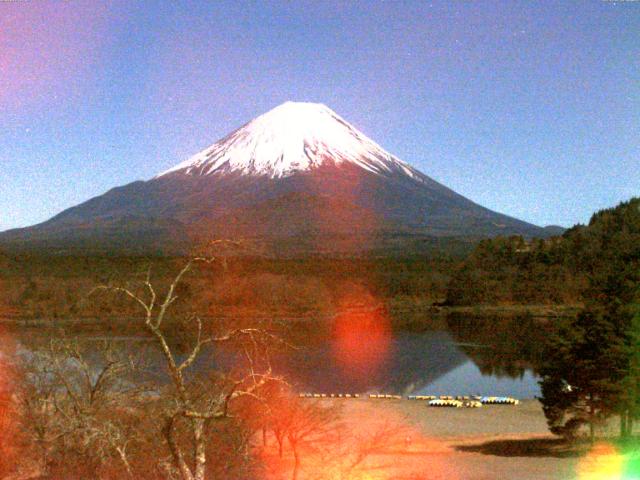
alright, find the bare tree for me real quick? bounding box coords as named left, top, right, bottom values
left=17, top=337, right=150, bottom=478
left=94, top=241, right=281, bottom=480
left=284, top=399, right=341, bottom=480
left=329, top=421, right=411, bottom=480
left=261, top=389, right=411, bottom=480
left=257, top=386, right=342, bottom=480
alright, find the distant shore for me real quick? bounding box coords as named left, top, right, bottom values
left=388, top=301, right=581, bottom=319
left=0, top=302, right=580, bottom=327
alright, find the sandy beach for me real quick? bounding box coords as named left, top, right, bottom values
left=260, top=398, right=629, bottom=480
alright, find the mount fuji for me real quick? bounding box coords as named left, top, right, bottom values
left=0, top=102, right=553, bottom=255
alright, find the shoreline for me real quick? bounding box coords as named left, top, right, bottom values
left=0, top=303, right=580, bottom=328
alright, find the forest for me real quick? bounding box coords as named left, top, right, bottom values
left=0, top=198, right=638, bottom=326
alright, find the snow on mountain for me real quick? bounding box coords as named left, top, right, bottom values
left=0, top=100, right=551, bottom=255
left=157, top=101, right=421, bottom=180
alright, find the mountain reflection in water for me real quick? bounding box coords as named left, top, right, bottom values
left=272, top=317, right=545, bottom=398
left=11, top=314, right=550, bottom=399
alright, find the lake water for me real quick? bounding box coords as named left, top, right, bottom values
left=5, top=314, right=547, bottom=399
left=270, top=329, right=542, bottom=399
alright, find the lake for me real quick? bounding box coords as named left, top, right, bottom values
left=5, top=313, right=548, bottom=399
left=271, top=328, right=543, bottom=399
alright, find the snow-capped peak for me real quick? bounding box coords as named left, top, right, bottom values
left=156, top=101, right=421, bottom=180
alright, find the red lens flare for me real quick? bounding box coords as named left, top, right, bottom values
left=331, top=301, right=391, bottom=381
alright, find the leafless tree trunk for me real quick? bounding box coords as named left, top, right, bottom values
left=95, top=242, right=281, bottom=480
left=291, top=444, right=301, bottom=480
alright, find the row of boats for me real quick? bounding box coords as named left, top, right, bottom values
left=408, top=395, right=520, bottom=406
left=297, top=392, right=519, bottom=407
left=298, top=393, right=361, bottom=399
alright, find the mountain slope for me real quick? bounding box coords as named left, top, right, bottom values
left=0, top=102, right=550, bottom=255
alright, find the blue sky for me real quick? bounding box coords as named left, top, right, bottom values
left=1, top=0, right=638, bottom=231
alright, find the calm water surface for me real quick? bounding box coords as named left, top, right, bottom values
left=7, top=314, right=547, bottom=399
left=273, top=329, right=542, bottom=398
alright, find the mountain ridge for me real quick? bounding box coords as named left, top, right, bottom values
left=0, top=102, right=555, bottom=256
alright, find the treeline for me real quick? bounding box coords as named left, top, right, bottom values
left=445, top=199, right=640, bottom=306
left=444, top=235, right=588, bottom=306
left=0, top=253, right=459, bottom=321
left=534, top=197, right=640, bottom=440
left=3, top=197, right=639, bottom=322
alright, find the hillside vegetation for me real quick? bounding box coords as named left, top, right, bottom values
left=0, top=254, right=457, bottom=322
left=446, top=198, right=640, bottom=307
left=2, top=198, right=638, bottom=323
